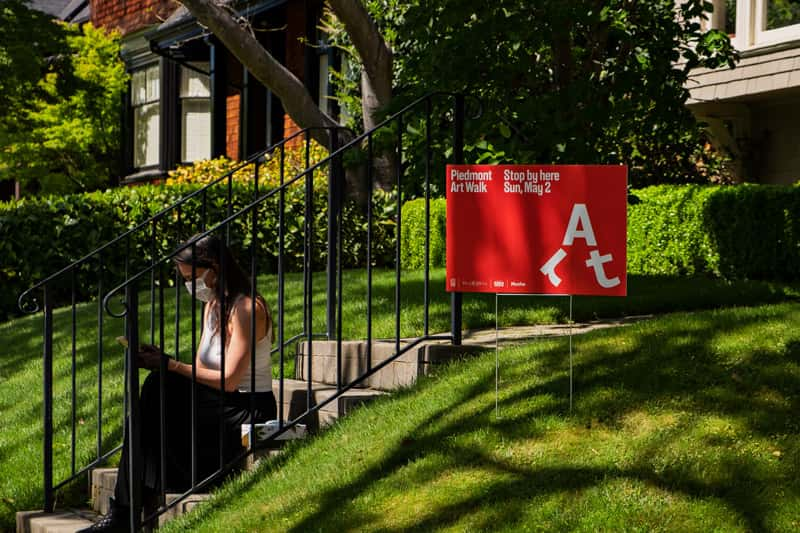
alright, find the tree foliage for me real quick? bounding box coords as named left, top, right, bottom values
left=0, top=7, right=127, bottom=194
left=0, top=1, right=66, bottom=146
left=340, top=0, right=737, bottom=189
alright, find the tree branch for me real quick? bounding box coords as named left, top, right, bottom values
left=179, top=0, right=340, bottom=147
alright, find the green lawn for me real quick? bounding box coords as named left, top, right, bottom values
left=0, top=269, right=798, bottom=531
left=163, top=302, right=800, bottom=532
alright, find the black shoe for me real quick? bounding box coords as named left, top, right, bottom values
left=77, top=499, right=130, bottom=532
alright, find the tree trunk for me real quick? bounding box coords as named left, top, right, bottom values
left=328, top=0, right=395, bottom=190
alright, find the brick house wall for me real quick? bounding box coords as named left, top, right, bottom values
left=91, top=0, right=178, bottom=36
left=226, top=93, right=240, bottom=159
left=283, top=0, right=307, bottom=147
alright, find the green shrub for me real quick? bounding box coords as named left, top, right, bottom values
left=398, top=184, right=800, bottom=281
left=400, top=198, right=446, bottom=269
left=1, top=182, right=396, bottom=320
left=628, top=184, right=800, bottom=279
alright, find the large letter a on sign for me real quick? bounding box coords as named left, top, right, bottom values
left=562, top=204, right=596, bottom=246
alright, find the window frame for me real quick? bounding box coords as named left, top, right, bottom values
left=131, top=62, right=162, bottom=170
left=178, top=63, right=212, bottom=164
left=731, top=0, right=800, bottom=49
left=754, top=0, right=800, bottom=45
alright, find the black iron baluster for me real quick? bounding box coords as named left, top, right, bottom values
left=326, top=132, right=339, bottom=340
left=97, top=251, right=104, bottom=460
left=336, top=146, right=343, bottom=391
left=250, top=161, right=259, bottom=442
left=303, top=133, right=310, bottom=347
left=175, top=207, right=182, bottom=365
left=190, top=243, right=198, bottom=487
left=451, top=95, right=464, bottom=346
left=396, top=116, right=403, bottom=355
left=424, top=97, right=432, bottom=337
left=300, top=132, right=311, bottom=415
left=71, top=268, right=77, bottom=476
left=218, top=233, right=226, bottom=468
left=305, top=166, right=313, bottom=414
left=43, top=284, right=54, bottom=513
left=150, top=219, right=156, bottom=345
left=123, top=233, right=130, bottom=478
left=158, top=264, right=167, bottom=511
left=125, top=282, right=142, bottom=533
left=279, top=144, right=286, bottom=417
left=366, top=133, right=373, bottom=372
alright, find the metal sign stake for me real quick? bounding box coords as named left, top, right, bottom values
left=494, top=293, right=575, bottom=420
left=495, top=293, right=499, bottom=419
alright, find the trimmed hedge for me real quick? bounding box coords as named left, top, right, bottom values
left=400, top=184, right=800, bottom=280
left=0, top=182, right=396, bottom=320
left=400, top=198, right=447, bottom=269
left=628, top=184, right=800, bottom=279
left=5, top=183, right=797, bottom=320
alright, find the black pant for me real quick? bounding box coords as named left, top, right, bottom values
left=115, top=371, right=277, bottom=507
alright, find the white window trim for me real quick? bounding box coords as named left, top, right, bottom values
left=179, top=64, right=211, bottom=164
left=132, top=63, right=161, bottom=169
left=734, top=0, right=800, bottom=50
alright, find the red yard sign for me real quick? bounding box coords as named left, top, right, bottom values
left=445, top=164, right=627, bottom=296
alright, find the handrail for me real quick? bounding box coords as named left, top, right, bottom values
left=17, top=125, right=353, bottom=314
left=101, top=92, right=478, bottom=310
left=27, top=90, right=473, bottom=528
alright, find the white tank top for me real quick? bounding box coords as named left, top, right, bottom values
left=197, top=298, right=272, bottom=393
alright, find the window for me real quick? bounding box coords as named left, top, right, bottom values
left=767, top=0, right=800, bottom=29
left=318, top=50, right=330, bottom=115
left=180, top=64, right=211, bottom=163
left=726, top=0, right=737, bottom=34
left=132, top=64, right=160, bottom=168
left=754, top=0, right=800, bottom=47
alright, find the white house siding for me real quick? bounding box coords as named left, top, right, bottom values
left=684, top=0, right=800, bottom=184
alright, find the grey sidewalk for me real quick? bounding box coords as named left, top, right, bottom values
left=459, top=314, right=654, bottom=348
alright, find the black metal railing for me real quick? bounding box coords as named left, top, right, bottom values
left=19, top=92, right=471, bottom=530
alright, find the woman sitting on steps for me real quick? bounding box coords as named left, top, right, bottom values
left=80, top=234, right=277, bottom=532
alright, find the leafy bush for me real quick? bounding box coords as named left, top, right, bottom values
left=400, top=198, right=446, bottom=269
left=399, top=185, right=800, bottom=280
left=165, top=140, right=330, bottom=187
left=1, top=180, right=396, bottom=320
left=629, top=184, right=800, bottom=279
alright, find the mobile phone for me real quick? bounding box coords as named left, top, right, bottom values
left=116, top=336, right=129, bottom=348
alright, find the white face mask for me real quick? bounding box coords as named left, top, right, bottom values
left=185, top=269, right=215, bottom=302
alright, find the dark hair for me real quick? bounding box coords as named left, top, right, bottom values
left=174, top=234, right=269, bottom=334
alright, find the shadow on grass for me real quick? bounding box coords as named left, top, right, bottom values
left=180, top=303, right=800, bottom=532
left=4, top=273, right=799, bottom=531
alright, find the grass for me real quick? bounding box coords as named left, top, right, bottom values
left=161, top=302, right=800, bottom=532
left=0, top=268, right=798, bottom=531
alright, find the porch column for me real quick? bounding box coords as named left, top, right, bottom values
left=209, top=39, right=227, bottom=158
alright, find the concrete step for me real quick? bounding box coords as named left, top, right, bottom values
left=88, top=467, right=212, bottom=527
left=158, top=493, right=211, bottom=527
left=295, top=340, right=485, bottom=390
left=90, top=468, right=117, bottom=515
left=19, top=378, right=387, bottom=531
left=273, top=378, right=386, bottom=433
left=16, top=510, right=96, bottom=533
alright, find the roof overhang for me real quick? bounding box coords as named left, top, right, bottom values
left=146, top=0, right=289, bottom=62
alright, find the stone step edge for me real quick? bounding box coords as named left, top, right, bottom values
left=16, top=509, right=96, bottom=533
left=24, top=380, right=385, bottom=530
left=17, top=493, right=213, bottom=533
